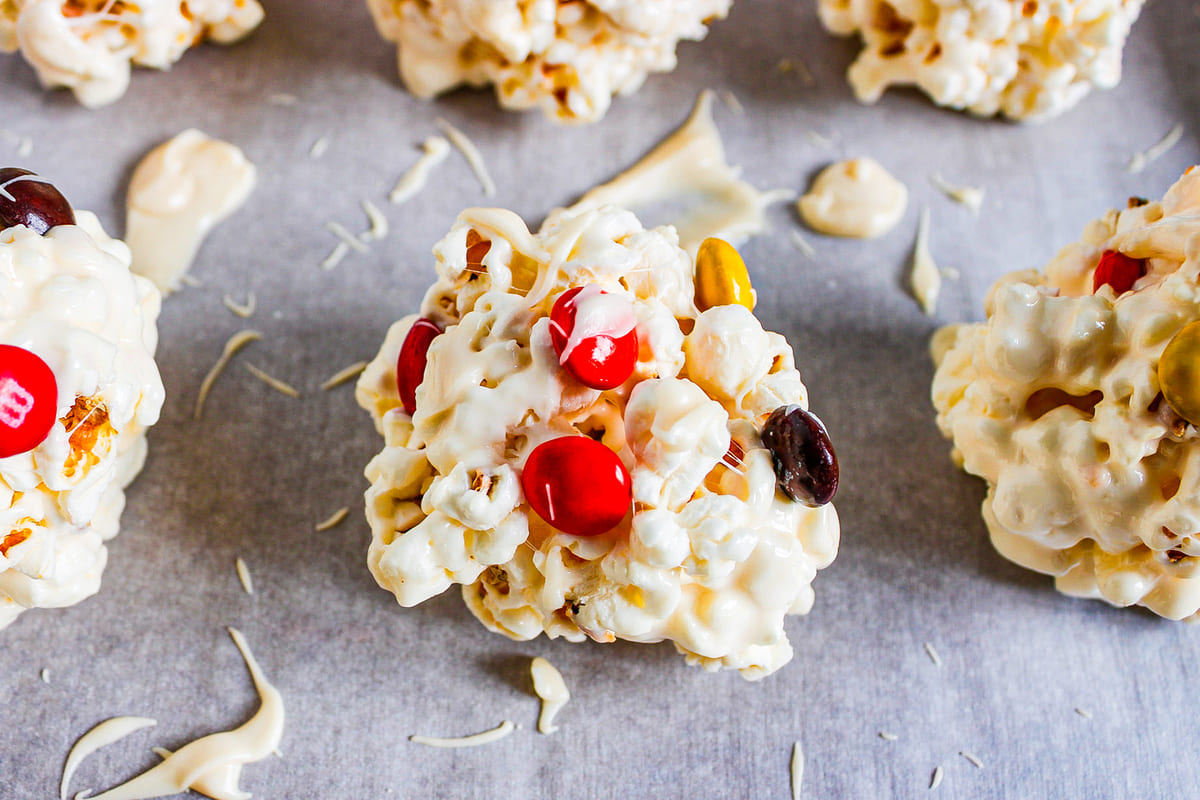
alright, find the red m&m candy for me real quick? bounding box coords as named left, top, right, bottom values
left=396, top=318, right=442, bottom=416
left=0, top=345, right=58, bottom=458
left=549, top=286, right=638, bottom=390
left=521, top=437, right=632, bottom=537
left=1092, top=250, right=1146, bottom=296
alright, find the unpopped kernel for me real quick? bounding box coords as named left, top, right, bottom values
left=933, top=167, right=1200, bottom=619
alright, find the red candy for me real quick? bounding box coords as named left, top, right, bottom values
left=0, top=345, right=58, bottom=458
left=549, top=286, right=638, bottom=390
left=396, top=318, right=441, bottom=416
left=1092, top=250, right=1146, bottom=296
left=521, top=436, right=632, bottom=537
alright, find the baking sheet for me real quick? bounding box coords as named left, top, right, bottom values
left=2, top=1, right=1199, bottom=797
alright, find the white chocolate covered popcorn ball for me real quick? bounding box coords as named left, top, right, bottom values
left=933, top=167, right=1200, bottom=619
left=357, top=207, right=840, bottom=679
left=364, top=0, right=731, bottom=124
left=1, top=0, right=264, bottom=108
left=817, top=0, right=1144, bottom=121
left=0, top=169, right=164, bottom=629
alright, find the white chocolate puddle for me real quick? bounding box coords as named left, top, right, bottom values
left=409, top=720, right=516, bottom=748
left=61, top=717, right=158, bottom=800
left=126, top=130, right=256, bottom=293
left=548, top=90, right=790, bottom=258
left=84, top=628, right=284, bottom=800
left=530, top=658, right=570, bottom=735
left=798, top=158, right=907, bottom=238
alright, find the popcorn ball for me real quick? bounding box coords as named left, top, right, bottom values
left=364, top=0, right=731, bottom=124
left=0, top=168, right=164, bottom=629
left=933, top=167, right=1200, bottom=619
left=1, top=0, right=264, bottom=108
left=357, top=208, right=840, bottom=679
left=816, top=0, right=1144, bottom=121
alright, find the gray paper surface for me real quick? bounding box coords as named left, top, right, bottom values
left=2, top=1, right=1199, bottom=797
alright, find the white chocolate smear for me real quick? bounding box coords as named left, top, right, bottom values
left=547, top=90, right=789, bottom=259
left=790, top=741, right=804, bottom=800
left=437, top=119, right=497, bottom=197
left=221, top=292, right=256, bottom=319
left=235, top=557, right=253, bottom=595
left=125, top=130, right=256, bottom=294
left=910, top=209, right=940, bottom=316
left=194, top=330, right=262, bottom=420
left=798, top=158, right=908, bottom=238
left=390, top=137, right=451, bottom=205
left=86, top=628, right=284, bottom=800
left=409, top=720, right=516, bottom=748
left=149, top=747, right=246, bottom=800
left=61, top=717, right=158, bottom=800
left=929, top=173, right=984, bottom=215
left=1126, top=123, right=1185, bottom=174
left=320, top=362, right=368, bottom=391
left=243, top=364, right=300, bottom=398
left=314, top=507, right=350, bottom=532
left=530, top=657, right=570, bottom=735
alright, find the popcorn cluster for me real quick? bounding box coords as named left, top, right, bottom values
left=364, top=0, right=731, bottom=124
left=817, top=0, right=1144, bottom=121
left=357, top=206, right=839, bottom=678
left=1, top=212, right=164, bottom=629
left=1, top=0, right=264, bottom=108
left=933, top=167, right=1200, bottom=619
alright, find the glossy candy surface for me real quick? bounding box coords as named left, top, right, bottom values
left=693, top=237, right=756, bottom=312
left=0, top=168, right=75, bottom=234
left=761, top=405, right=838, bottom=506
left=549, top=286, right=638, bottom=390
left=521, top=436, right=632, bottom=536
left=1159, top=321, right=1200, bottom=427
left=1092, top=249, right=1146, bottom=295
left=396, top=318, right=442, bottom=416
left=0, top=345, right=58, bottom=458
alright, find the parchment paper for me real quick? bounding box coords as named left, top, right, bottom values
left=1, top=1, right=1198, bottom=797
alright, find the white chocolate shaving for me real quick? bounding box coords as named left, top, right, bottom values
left=879, top=732, right=898, bottom=741
left=530, top=657, right=570, bottom=735
left=360, top=200, right=390, bottom=243
left=61, top=717, right=158, bottom=800
left=910, top=208, right=940, bottom=316
left=1075, top=708, right=1093, bottom=719
left=235, top=557, right=253, bottom=595
left=125, top=130, right=257, bottom=294
left=41, top=668, right=50, bottom=683
left=320, top=242, right=350, bottom=271
left=548, top=90, right=787, bottom=258
left=320, top=362, right=368, bottom=391
left=244, top=364, right=300, bottom=398
left=325, top=221, right=369, bottom=254
left=790, top=741, right=804, bottom=800
left=959, top=751, right=983, bottom=769
left=1126, top=123, right=1185, bottom=174
left=389, top=137, right=451, bottom=205
left=930, top=766, right=944, bottom=790
left=437, top=119, right=496, bottom=197
left=924, top=641, right=942, bottom=666
left=85, top=628, right=284, bottom=800
left=929, top=173, right=984, bottom=215
left=221, top=292, right=256, bottom=319
left=309, top=137, right=330, bottom=159
left=409, top=720, right=515, bottom=748
left=314, top=507, right=350, bottom=532
left=719, top=90, right=743, bottom=115
left=267, top=93, right=297, bottom=106
left=789, top=230, right=816, bottom=258
left=194, top=330, right=262, bottom=420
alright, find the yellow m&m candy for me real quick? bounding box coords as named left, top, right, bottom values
left=694, top=237, right=756, bottom=312
left=1159, top=321, right=1200, bottom=426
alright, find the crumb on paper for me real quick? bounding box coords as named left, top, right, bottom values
left=790, top=741, right=804, bottom=800
left=930, top=765, right=943, bottom=790
left=320, top=242, right=350, bottom=271
left=194, top=330, right=262, bottom=420
left=923, top=640, right=942, bottom=666
left=911, top=208, right=941, bottom=316
left=244, top=363, right=301, bottom=398
left=389, top=136, right=452, bottom=205
left=315, top=507, right=350, bottom=532
left=437, top=118, right=497, bottom=197
left=222, top=291, right=256, bottom=318
left=235, top=557, right=254, bottom=595
left=929, top=173, right=985, bottom=215
left=530, top=657, right=570, bottom=734
left=409, top=720, right=516, bottom=748
left=1126, top=123, right=1184, bottom=174
left=959, top=751, right=983, bottom=769
left=320, top=361, right=368, bottom=390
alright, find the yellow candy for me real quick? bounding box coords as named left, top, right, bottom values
left=694, top=237, right=756, bottom=312
left=1159, top=321, right=1200, bottom=426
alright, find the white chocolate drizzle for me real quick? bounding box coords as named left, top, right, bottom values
left=221, top=292, right=256, bottom=319
left=243, top=364, right=300, bottom=398
left=314, top=507, right=350, bottom=532
left=320, top=362, right=368, bottom=391
left=929, top=173, right=984, bottom=215
left=437, top=119, right=496, bottom=197
left=547, top=90, right=788, bottom=258
left=234, top=557, right=253, bottom=596
left=360, top=200, right=390, bottom=243
left=1126, top=123, right=1184, bottom=174
left=61, top=717, right=158, bottom=800
left=409, top=720, right=516, bottom=748
left=530, top=657, right=570, bottom=734
left=910, top=208, right=940, bottom=316
left=125, top=130, right=256, bottom=294
left=390, top=137, right=451, bottom=205
left=790, top=741, right=804, bottom=800
left=194, top=330, right=262, bottom=420
left=86, top=628, right=284, bottom=800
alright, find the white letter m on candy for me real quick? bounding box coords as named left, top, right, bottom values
left=0, top=377, right=35, bottom=428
